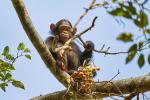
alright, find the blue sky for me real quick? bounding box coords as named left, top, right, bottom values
left=0, top=0, right=150, bottom=100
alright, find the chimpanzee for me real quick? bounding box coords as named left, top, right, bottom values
left=45, top=19, right=94, bottom=75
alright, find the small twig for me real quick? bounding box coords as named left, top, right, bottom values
left=109, top=70, right=120, bottom=82
left=91, top=2, right=109, bottom=9
left=54, top=17, right=98, bottom=52
left=124, top=92, right=139, bottom=100
left=95, top=70, right=120, bottom=86
left=100, top=44, right=105, bottom=51
left=137, top=93, right=139, bottom=100
left=110, top=81, right=123, bottom=97
left=11, top=50, right=23, bottom=66
left=63, top=84, right=71, bottom=98
left=142, top=93, right=150, bottom=100
left=140, top=0, right=149, bottom=6
left=74, top=0, right=96, bottom=28
left=76, top=16, right=97, bottom=39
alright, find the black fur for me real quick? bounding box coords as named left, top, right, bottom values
left=46, top=19, right=94, bottom=75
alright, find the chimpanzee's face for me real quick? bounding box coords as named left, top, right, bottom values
left=58, top=22, right=72, bottom=43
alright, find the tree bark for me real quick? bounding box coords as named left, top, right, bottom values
left=11, top=0, right=71, bottom=87
left=31, top=74, right=150, bottom=100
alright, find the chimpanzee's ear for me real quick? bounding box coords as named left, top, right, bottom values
left=71, top=27, right=77, bottom=35
left=50, top=23, right=56, bottom=32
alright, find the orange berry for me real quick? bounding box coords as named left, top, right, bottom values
left=79, top=72, right=84, bottom=76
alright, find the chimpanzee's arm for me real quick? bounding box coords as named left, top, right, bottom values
left=45, top=36, right=54, bottom=51
left=80, top=41, right=94, bottom=65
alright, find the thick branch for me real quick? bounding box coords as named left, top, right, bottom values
left=31, top=74, right=150, bottom=100
left=11, top=0, right=71, bottom=87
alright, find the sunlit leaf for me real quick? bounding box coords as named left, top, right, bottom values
left=12, top=80, right=25, bottom=89
left=6, top=54, right=14, bottom=60
left=112, top=0, right=117, bottom=3
left=2, top=46, right=9, bottom=56
left=24, top=48, right=30, bottom=53
left=5, top=73, right=12, bottom=80
left=0, top=83, right=8, bottom=92
left=117, top=32, right=133, bottom=42
left=125, top=44, right=137, bottom=64
left=140, top=10, right=148, bottom=28
left=134, top=11, right=149, bottom=28
left=134, top=19, right=141, bottom=28
left=109, top=4, right=132, bottom=19
left=25, top=54, right=31, bottom=60
left=145, top=29, right=150, bottom=34
left=0, top=73, right=5, bottom=80
left=138, top=54, right=145, bottom=68
left=17, top=42, right=25, bottom=50
left=126, top=51, right=136, bottom=64
left=128, top=44, right=137, bottom=52
left=109, top=8, right=125, bottom=16
left=148, top=54, right=150, bottom=65
left=127, top=2, right=136, bottom=15
left=138, top=41, right=144, bottom=49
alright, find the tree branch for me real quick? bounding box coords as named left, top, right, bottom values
left=31, top=73, right=150, bottom=100
left=74, top=0, right=96, bottom=28
left=54, top=16, right=97, bottom=52
left=11, top=0, right=71, bottom=87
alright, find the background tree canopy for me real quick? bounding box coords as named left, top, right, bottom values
left=0, top=0, right=150, bottom=100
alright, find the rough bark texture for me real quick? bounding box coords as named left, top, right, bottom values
left=11, top=0, right=71, bottom=87
left=31, top=74, right=150, bottom=100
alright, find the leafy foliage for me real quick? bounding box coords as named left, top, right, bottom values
left=138, top=54, right=145, bottom=68
left=0, top=42, right=31, bottom=92
left=134, top=10, right=148, bottom=28
left=117, top=32, right=133, bottom=42
left=125, top=44, right=137, bottom=64
left=107, top=0, right=150, bottom=68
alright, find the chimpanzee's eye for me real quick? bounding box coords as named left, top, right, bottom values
left=59, top=26, right=71, bottom=32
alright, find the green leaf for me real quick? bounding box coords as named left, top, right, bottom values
left=0, top=59, right=4, bottom=64
left=5, top=73, right=12, bottom=80
left=127, top=2, right=136, bottom=15
left=117, top=32, right=133, bottom=42
left=24, top=48, right=30, bottom=53
left=6, top=54, right=14, bottom=60
left=138, top=41, right=144, bottom=49
left=17, top=42, right=25, bottom=50
left=109, top=4, right=133, bottom=19
left=109, top=8, right=124, bottom=16
left=140, top=10, right=148, bottom=28
left=134, top=11, right=149, bottom=28
left=148, top=54, right=150, bottom=65
left=0, top=72, right=5, bottom=80
left=12, top=80, right=25, bottom=89
left=2, top=46, right=9, bottom=56
left=126, top=51, right=136, bottom=64
left=138, top=54, right=145, bottom=68
left=125, top=44, right=137, bottom=64
left=128, top=44, right=137, bottom=52
left=145, top=29, right=150, bottom=34
left=134, top=19, right=142, bottom=28
left=112, top=0, right=117, bottom=3
left=0, top=83, right=8, bottom=92
left=25, top=54, right=31, bottom=60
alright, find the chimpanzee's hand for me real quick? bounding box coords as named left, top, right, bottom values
left=84, top=41, right=94, bottom=51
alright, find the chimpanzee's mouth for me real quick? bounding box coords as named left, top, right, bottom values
left=62, top=34, right=69, bottom=39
